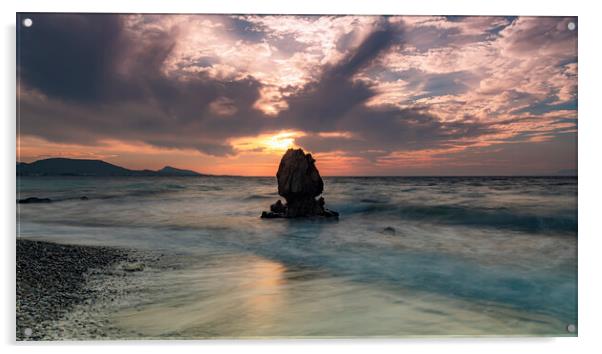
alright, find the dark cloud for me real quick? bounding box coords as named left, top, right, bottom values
left=278, top=20, right=398, bottom=131
left=17, top=13, right=576, bottom=171
left=295, top=106, right=495, bottom=158
left=279, top=20, right=494, bottom=156
left=431, top=133, right=577, bottom=176
left=18, top=14, right=126, bottom=102
left=18, top=13, right=270, bottom=156
left=17, top=14, right=496, bottom=159
left=500, top=17, right=577, bottom=58
left=384, top=69, right=481, bottom=101
left=421, top=71, right=475, bottom=97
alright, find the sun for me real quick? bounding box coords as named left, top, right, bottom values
left=265, top=132, right=297, bottom=151
left=229, top=130, right=306, bottom=153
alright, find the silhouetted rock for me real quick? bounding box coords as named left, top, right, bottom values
left=383, top=226, right=396, bottom=235
left=261, top=148, right=338, bottom=218
left=270, top=200, right=286, bottom=213
left=18, top=197, right=52, bottom=204
left=277, top=149, right=324, bottom=200
left=261, top=211, right=281, bottom=219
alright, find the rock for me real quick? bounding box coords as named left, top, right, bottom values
left=321, top=209, right=340, bottom=218
left=18, top=197, right=52, bottom=204
left=383, top=226, right=396, bottom=235
left=16, top=239, right=129, bottom=340
left=270, top=200, right=286, bottom=213
left=277, top=149, right=323, bottom=200
left=122, top=262, right=145, bottom=272
left=261, top=148, right=338, bottom=218
left=80, top=196, right=89, bottom=200
left=261, top=211, right=281, bottom=219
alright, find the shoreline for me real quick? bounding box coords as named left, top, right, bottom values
left=16, top=239, right=129, bottom=340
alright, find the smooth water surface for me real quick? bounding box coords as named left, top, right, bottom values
left=17, top=176, right=578, bottom=337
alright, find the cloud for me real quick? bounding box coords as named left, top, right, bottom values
left=18, top=14, right=127, bottom=102
left=209, top=97, right=238, bottom=116
left=18, top=13, right=271, bottom=156
left=17, top=14, right=577, bottom=175
left=277, top=19, right=498, bottom=158
left=278, top=20, right=399, bottom=130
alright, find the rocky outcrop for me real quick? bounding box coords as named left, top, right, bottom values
left=261, top=148, right=338, bottom=218
left=18, top=197, right=52, bottom=204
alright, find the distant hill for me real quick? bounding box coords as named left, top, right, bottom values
left=555, top=169, right=578, bottom=176
left=156, top=166, right=202, bottom=176
left=17, top=158, right=206, bottom=177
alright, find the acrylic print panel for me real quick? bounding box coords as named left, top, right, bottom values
left=16, top=13, right=577, bottom=340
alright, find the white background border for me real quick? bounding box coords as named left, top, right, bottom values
left=2, top=0, right=600, bottom=353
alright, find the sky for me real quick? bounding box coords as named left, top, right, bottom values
left=17, top=14, right=577, bottom=176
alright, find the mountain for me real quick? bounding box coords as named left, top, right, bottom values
left=156, top=166, right=202, bottom=176
left=17, top=158, right=205, bottom=177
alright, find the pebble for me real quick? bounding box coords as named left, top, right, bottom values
left=16, top=239, right=130, bottom=341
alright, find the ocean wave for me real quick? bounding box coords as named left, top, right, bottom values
left=359, top=198, right=389, bottom=204
left=19, top=185, right=190, bottom=203
left=97, top=189, right=177, bottom=200
left=244, top=194, right=276, bottom=200
left=338, top=202, right=577, bottom=233
left=196, top=185, right=223, bottom=191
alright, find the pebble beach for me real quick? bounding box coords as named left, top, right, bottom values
left=16, top=239, right=129, bottom=340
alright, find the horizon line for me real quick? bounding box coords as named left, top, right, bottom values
left=17, top=157, right=577, bottom=178
left=18, top=174, right=578, bottom=178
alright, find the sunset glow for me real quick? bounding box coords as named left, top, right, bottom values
left=231, top=131, right=306, bottom=153
left=17, top=14, right=577, bottom=176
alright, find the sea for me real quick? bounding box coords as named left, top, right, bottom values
left=16, top=176, right=578, bottom=338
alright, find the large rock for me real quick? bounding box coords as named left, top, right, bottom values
left=277, top=149, right=324, bottom=200
left=261, top=148, right=338, bottom=218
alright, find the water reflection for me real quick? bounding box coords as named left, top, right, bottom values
left=112, top=253, right=292, bottom=337
left=240, top=259, right=287, bottom=328
left=107, top=249, right=567, bottom=338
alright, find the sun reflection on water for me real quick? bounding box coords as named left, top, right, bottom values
left=240, top=259, right=287, bottom=323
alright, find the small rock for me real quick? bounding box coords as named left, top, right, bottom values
left=18, top=197, right=52, bottom=204
left=261, top=211, right=281, bottom=219
left=383, top=226, right=396, bottom=235
left=270, top=200, right=286, bottom=214
left=122, top=262, right=145, bottom=272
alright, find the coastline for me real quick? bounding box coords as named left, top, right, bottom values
left=16, top=239, right=129, bottom=340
